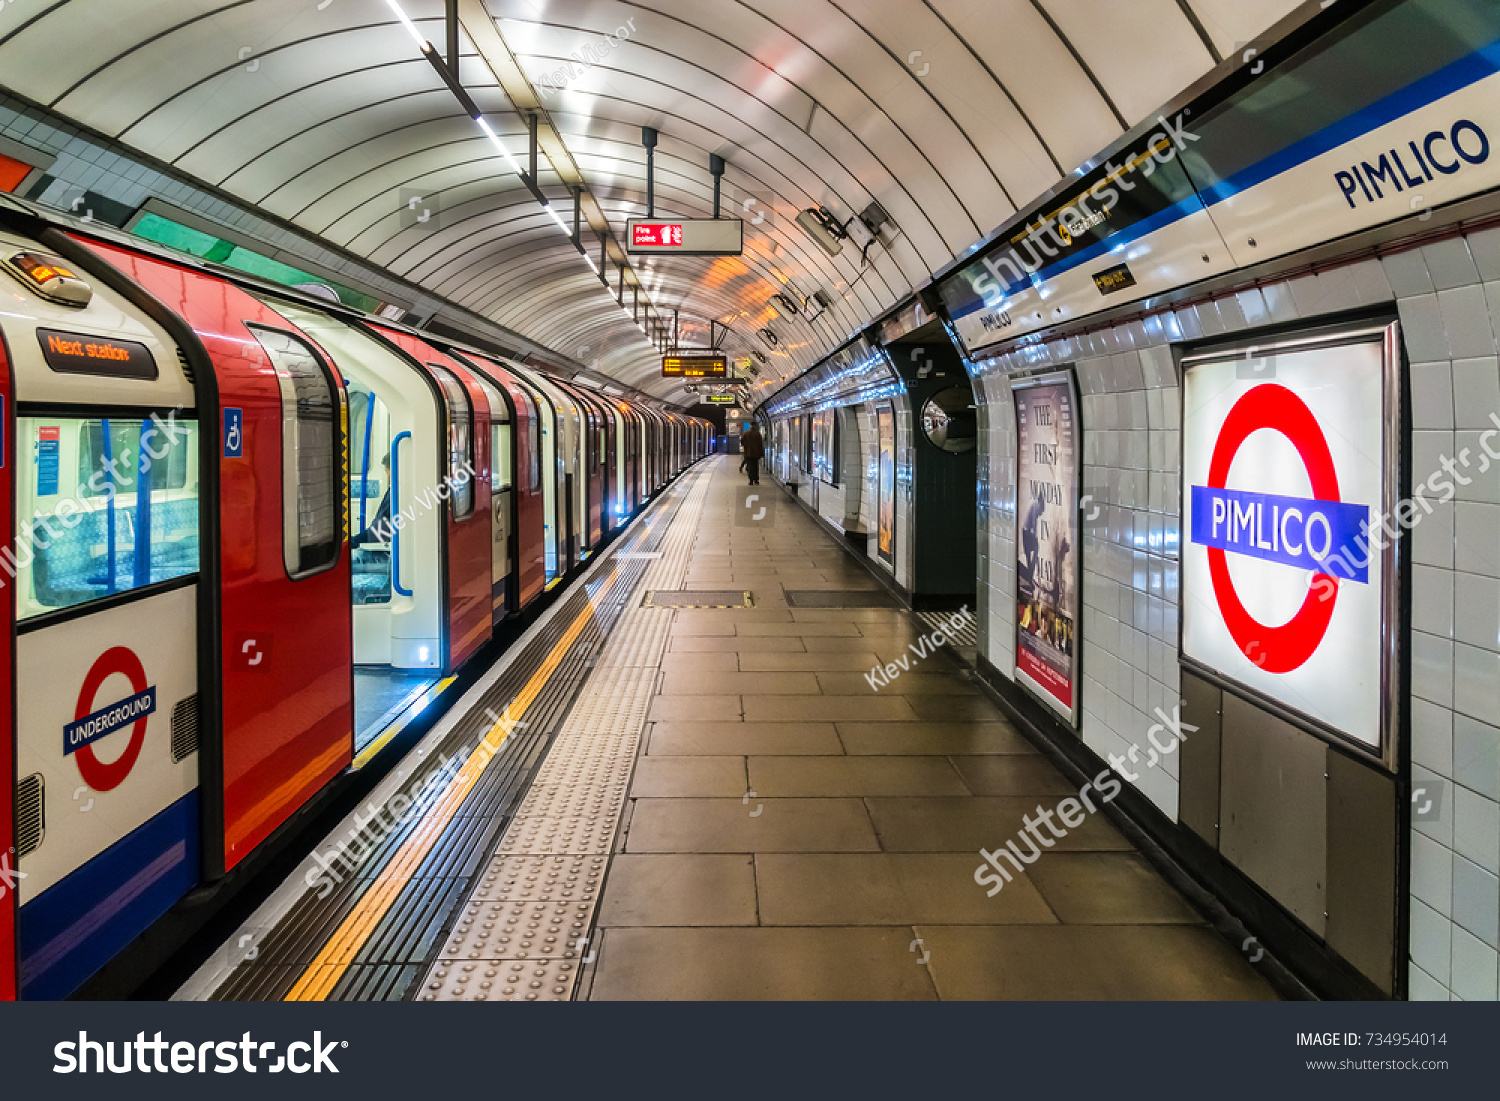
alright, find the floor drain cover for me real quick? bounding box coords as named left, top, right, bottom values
left=643, top=590, right=755, bottom=609
left=783, top=590, right=897, bottom=608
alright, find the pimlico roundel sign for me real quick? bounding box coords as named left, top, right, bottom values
left=1181, top=333, right=1393, bottom=752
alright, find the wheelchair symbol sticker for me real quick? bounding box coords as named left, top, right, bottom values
left=223, top=407, right=244, bottom=458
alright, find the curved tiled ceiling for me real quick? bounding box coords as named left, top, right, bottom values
left=0, top=0, right=1304, bottom=399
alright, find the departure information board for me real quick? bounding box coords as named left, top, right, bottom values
left=662, top=353, right=728, bottom=378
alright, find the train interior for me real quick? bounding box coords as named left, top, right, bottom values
left=262, top=299, right=444, bottom=751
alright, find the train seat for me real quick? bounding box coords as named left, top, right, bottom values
left=29, top=499, right=199, bottom=611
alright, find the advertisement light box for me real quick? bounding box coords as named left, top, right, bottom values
left=1180, top=324, right=1400, bottom=757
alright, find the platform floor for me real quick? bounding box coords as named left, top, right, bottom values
left=571, top=456, right=1273, bottom=1000
left=187, top=455, right=1274, bottom=1002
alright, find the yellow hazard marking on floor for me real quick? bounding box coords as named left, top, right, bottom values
left=351, top=677, right=458, bottom=771
left=283, top=566, right=629, bottom=1001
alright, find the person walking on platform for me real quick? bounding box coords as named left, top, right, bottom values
left=741, top=422, right=765, bottom=486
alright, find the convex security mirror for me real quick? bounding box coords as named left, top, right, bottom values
left=921, top=386, right=977, bottom=452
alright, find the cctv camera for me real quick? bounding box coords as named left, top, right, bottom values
left=795, top=208, right=847, bottom=258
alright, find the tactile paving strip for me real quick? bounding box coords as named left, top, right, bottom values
left=419, top=471, right=710, bottom=1000
left=468, top=854, right=608, bottom=902
left=198, top=465, right=710, bottom=1002
left=421, top=957, right=582, bottom=1002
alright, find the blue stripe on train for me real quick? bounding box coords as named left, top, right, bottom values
left=19, top=792, right=198, bottom=1000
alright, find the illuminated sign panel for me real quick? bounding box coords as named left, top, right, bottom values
left=627, top=218, right=743, bottom=256
left=36, top=328, right=158, bottom=380
left=1181, top=326, right=1397, bottom=755
left=662, top=353, right=728, bottom=379
left=707, top=394, right=737, bottom=404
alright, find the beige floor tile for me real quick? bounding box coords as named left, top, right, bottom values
left=748, top=755, right=968, bottom=797
left=1024, top=853, right=1204, bottom=924
left=744, top=695, right=919, bottom=722
left=647, top=695, right=741, bottom=721
left=630, top=755, right=748, bottom=797
left=819, top=672, right=979, bottom=696
left=905, top=695, right=1008, bottom=721
left=865, top=796, right=1133, bottom=852
left=589, top=927, right=938, bottom=1000
left=659, top=671, right=823, bottom=695
left=597, top=855, right=758, bottom=926
left=735, top=621, right=864, bottom=637
left=625, top=797, right=880, bottom=852
left=756, top=853, right=1057, bottom=925
left=837, top=722, right=1036, bottom=755
left=916, top=925, right=1277, bottom=1000
left=737, top=651, right=884, bottom=671
left=648, top=722, right=843, bottom=756
left=659, top=652, right=738, bottom=674
left=950, top=755, right=1077, bottom=796
left=671, top=635, right=805, bottom=653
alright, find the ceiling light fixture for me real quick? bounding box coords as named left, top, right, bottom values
left=384, top=0, right=657, bottom=346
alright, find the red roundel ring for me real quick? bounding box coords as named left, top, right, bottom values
left=1205, top=384, right=1340, bottom=674
left=74, top=646, right=150, bottom=792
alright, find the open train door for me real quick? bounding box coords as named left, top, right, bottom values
left=0, top=327, right=14, bottom=1000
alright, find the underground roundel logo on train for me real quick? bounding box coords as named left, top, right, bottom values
left=1188, top=384, right=1372, bottom=674
left=64, top=646, right=157, bottom=792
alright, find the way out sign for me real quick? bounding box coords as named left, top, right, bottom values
left=1181, top=327, right=1397, bottom=753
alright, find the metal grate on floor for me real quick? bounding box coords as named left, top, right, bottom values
left=783, top=589, right=897, bottom=608
left=642, top=590, right=754, bottom=609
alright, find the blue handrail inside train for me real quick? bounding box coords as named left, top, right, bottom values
left=359, top=390, right=374, bottom=531
left=133, top=418, right=151, bottom=588
left=101, top=418, right=116, bottom=595
left=391, top=429, right=412, bottom=596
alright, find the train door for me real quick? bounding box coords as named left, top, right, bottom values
left=69, top=241, right=356, bottom=891
left=516, top=370, right=581, bottom=575
left=0, top=298, right=15, bottom=1001
left=372, top=327, right=492, bottom=671
left=574, top=386, right=607, bottom=544
left=458, top=354, right=545, bottom=610
left=256, top=301, right=451, bottom=749
left=461, top=369, right=512, bottom=621
left=549, top=378, right=602, bottom=551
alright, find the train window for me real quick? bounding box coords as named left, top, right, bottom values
left=429, top=364, right=475, bottom=520
left=515, top=386, right=542, bottom=492
left=250, top=326, right=341, bottom=580
left=15, top=415, right=200, bottom=621
left=494, top=423, right=512, bottom=491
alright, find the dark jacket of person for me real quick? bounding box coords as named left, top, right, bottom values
left=741, top=426, right=765, bottom=460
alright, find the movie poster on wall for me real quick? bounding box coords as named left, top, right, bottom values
left=1012, top=372, right=1080, bottom=723
left=876, top=403, right=896, bottom=566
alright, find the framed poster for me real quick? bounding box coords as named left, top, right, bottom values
left=876, top=403, right=896, bottom=565
left=1180, top=323, right=1400, bottom=764
left=1012, top=371, right=1081, bottom=724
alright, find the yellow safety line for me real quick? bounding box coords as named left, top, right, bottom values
left=351, top=677, right=458, bottom=771
left=284, top=565, right=626, bottom=1001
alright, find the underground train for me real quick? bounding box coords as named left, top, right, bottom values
left=0, top=201, right=711, bottom=1000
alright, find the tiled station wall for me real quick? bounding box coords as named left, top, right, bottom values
left=969, top=227, right=1500, bottom=1001
left=772, top=398, right=912, bottom=589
